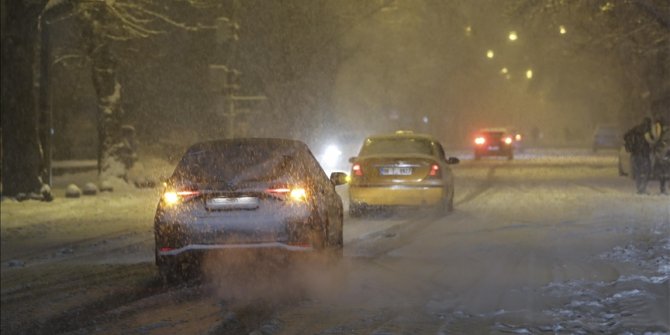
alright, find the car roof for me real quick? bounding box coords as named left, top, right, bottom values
left=365, top=131, right=438, bottom=142
left=185, top=138, right=308, bottom=154
left=478, top=127, right=509, bottom=133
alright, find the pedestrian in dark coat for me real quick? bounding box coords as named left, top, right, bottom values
left=624, top=117, right=652, bottom=194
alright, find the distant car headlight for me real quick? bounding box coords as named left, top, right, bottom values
left=321, top=144, right=342, bottom=168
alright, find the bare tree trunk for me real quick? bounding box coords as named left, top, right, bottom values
left=90, top=42, right=127, bottom=180
left=1, top=1, right=48, bottom=197
left=81, top=7, right=131, bottom=182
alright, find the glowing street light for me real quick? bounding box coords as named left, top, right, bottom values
left=526, top=69, right=533, bottom=79
left=486, top=50, right=494, bottom=59
left=465, top=26, right=472, bottom=36
left=559, top=25, right=567, bottom=35
left=500, top=67, right=508, bottom=74
left=508, top=31, right=518, bottom=41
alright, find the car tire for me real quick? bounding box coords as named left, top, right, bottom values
left=157, top=257, right=182, bottom=285
left=320, top=219, right=342, bottom=264
left=329, top=238, right=344, bottom=261
left=433, top=193, right=451, bottom=217
left=507, top=152, right=514, bottom=160
left=349, top=202, right=365, bottom=218
left=330, top=212, right=344, bottom=259
left=447, top=188, right=454, bottom=213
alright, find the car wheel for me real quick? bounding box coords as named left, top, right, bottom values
left=329, top=235, right=344, bottom=260
left=320, top=219, right=342, bottom=264
left=349, top=202, right=365, bottom=218
left=507, top=152, right=514, bottom=160
left=157, top=257, right=182, bottom=285
left=447, top=188, right=454, bottom=212
left=436, top=187, right=454, bottom=216
left=329, top=212, right=344, bottom=258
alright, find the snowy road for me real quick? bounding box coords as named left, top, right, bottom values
left=2, top=150, right=669, bottom=334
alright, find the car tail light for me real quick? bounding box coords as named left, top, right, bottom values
left=266, top=187, right=291, bottom=194
left=429, top=164, right=440, bottom=177
left=266, top=186, right=308, bottom=202
left=352, top=163, right=363, bottom=176
left=504, top=137, right=513, bottom=145
left=289, top=188, right=307, bottom=201
left=159, top=247, right=174, bottom=252
left=475, top=137, right=486, bottom=145
left=163, top=189, right=200, bottom=205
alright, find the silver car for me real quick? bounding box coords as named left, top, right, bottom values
left=154, top=138, right=347, bottom=282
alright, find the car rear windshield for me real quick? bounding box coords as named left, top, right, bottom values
left=359, top=138, right=434, bottom=156
left=172, top=141, right=319, bottom=184
left=482, top=131, right=505, bottom=139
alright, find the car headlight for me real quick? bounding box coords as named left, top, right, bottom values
left=321, top=144, right=342, bottom=167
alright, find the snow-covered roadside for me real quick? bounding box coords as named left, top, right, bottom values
left=428, top=158, right=670, bottom=334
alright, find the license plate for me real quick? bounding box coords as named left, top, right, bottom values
left=206, top=196, right=259, bottom=210
left=379, top=167, right=412, bottom=176
left=488, top=146, right=500, bottom=150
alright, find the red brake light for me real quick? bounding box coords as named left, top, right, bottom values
left=475, top=137, right=486, bottom=145
left=352, top=163, right=363, bottom=176
left=429, top=164, right=440, bottom=176
left=266, top=187, right=290, bottom=194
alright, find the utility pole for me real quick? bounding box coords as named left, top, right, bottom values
left=210, top=0, right=266, bottom=139
left=209, top=68, right=266, bottom=139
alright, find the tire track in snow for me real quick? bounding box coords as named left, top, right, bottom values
left=455, top=164, right=499, bottom=206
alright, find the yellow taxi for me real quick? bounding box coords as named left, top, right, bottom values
left=348, top=131, right=460, bottom=216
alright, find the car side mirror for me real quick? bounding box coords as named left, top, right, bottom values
left=348, top=156, right=357, bottom=163
left=330, top=172, right=348, bottom=186
left=446, top=157, right=460, bottom=165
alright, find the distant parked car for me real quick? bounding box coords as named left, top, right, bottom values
left=154, top=138, right=347, bottom=282
left=593, top=125, right=622, bottom=152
